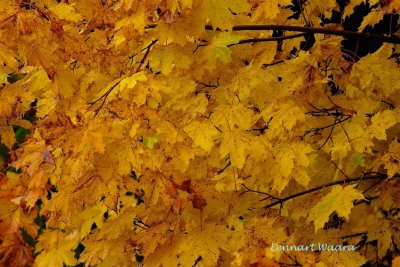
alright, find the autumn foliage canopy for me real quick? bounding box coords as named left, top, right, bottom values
left=1, top=0, right=400, bottom=266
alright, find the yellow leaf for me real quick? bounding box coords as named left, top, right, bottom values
left=0, top=72, right=8, bottom=85
left=49, top=3, right=83, bottom=23
left=184, top=120, right=219, bottom=152
left=206, top=33, right=241, bottom=63
left=385, top=0, right=400, bottom=12
left=307, top=0, right=338, bottom=18
left=197, top=0, right=250, bottom=30
left=383, top=140, right=400, bottom=177
left=350, top=44, right=400, bottom=96
left=253, top=1, right=291, bottom=20
left=343, top=0, right=367, bottom=18
left=36, top=87, right=59, bottom=118
left=115, top=12, right=146, bottom=35
left=150, top=44, right=192, bottom=74
left=35, top=230, right=78, bottom=267
left=219, top=129, right=251, bottom=169
left=117, top=72, right=148, bottom=103
left=75, top=202, right=108, bottom=239
left=368, top=217, right=398, bottom=258
left=0, top=44, right=19, bottom=71
left=367, top=110, right=398, bottom=140
left=0, top=119, right=15, bottom=149
left=307, top=185, right=364, bottom=232
left=321, top=250, right=367, bottom=267
left=393, top=256, right=400, bottom=267
left=359, top=9, right=385, bottom=30
left=145, top=224, right=243, bottom=267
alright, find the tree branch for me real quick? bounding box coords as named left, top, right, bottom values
left=136, top=39, right=158, bottom=72
left=341, top=231, right=367, bottom=239
left=146, top=24, right=400, bottom=44
left=241, top=184, right=281, bottom=201
left=227, top=33, right=307, bottom=47
left=263, top=173, right=398, bottom=209
left=88, top=39, right=158, bottom=116
left=210, top=25, right=400, bottom=44
left=303, top=115, right=351, bottom=138
left=89, top=79, right=123, bottom=116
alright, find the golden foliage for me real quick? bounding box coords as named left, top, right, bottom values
left=0, top=0, right=400, bottom=266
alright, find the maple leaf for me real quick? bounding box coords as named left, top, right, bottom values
left=74, top=202, right=108, bottom=239
left=321, top=250, right=367, bottom=267
left=145, top=224, right=243, bottom=267
left=367, top=110, right=398, bottom=141
left=35, top=230, right=78, bottom=267
left=0, top=119, right=15, bottom=149
left=307, top=185, right=365, bottom=232
left=50, top=3, right=83, bottom=23
left=1, top=1, right=400, bottom=266
left=184, top=120, right=219, bottom=152
left=206, top=33, right=241, bottom=63
left=197, top=0, right=250, bottom=30
left=219, top=129, right=251, bottom=169
left=368, top=217, right=399, bottom=258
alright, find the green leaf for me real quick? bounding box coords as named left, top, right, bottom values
left=351, top=152, right=365, bottom=167
left=143, top=135, right=158, bottom=149
left=13, top=125, right=31, bottom=144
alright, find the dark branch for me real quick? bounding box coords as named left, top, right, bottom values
left=341, top=232, right=367, bottom=239
left=330, top=160, right=349, bottom=179
left=89, top=80, right=123, bottom=116
left=217, top=161, right=231, bottom=174
left=192, top=256, right=203, bottom=267
left=241, top=184, right=281, bottom=200
left=303, top=116, right=351, bottom=138
left=262, top=60, right=284, bottom=68
left=88, top=39, right=158, bottom=115
left=227, top=33, right=307, bottom=47
left=353, top=195, right=379, bottom=206
left=317, top=117, right=337, bottom=150
left=210, top=24, right=400, bottom=44
left=146, top=24, right=400, bottom=44
left=263, top=173, right=398, bottom=209
left=136, top=39, right=158, bottom=72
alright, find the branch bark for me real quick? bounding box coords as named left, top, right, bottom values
left=262, top=173, right=398, bottom=209
left=146, top=24, right=400, bottom=44
left=227, top=33, right=307, bottom=47
left=209, top=24, right=400, bottom=44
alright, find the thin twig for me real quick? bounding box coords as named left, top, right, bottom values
left=0, top=13, right=17, bottom=26
left=89, top=80, right=123, bottom=116
left=262, top=60, right=285, bottom=68
left=217, top=161, right=231, bottom=174
left=303, top=116, right=351, bottom=138
left=353, top=195, right=379, bottom=206
left=136, top=39, right=158, bottom=72
left=341, top=232, right=367, bottom=239
left=362, top=179, right=384, bottom=194
left=241, top=184, right=281, bottom=200
left=330, top=160, right=350, bottom=179
left=88, top=39, right=158, bottom=115
left=318, top=118, right=337, bottom=150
